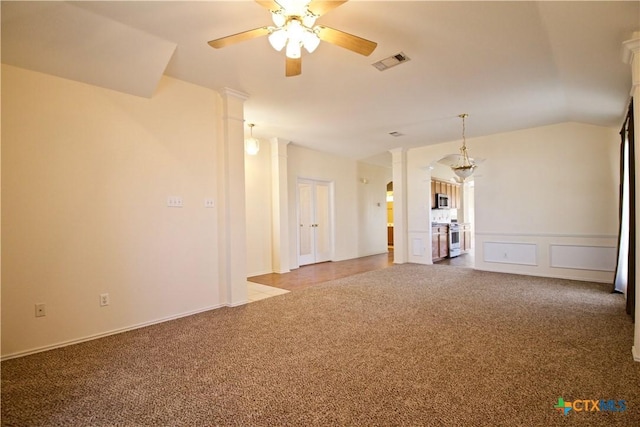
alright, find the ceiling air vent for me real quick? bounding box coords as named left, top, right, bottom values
left=372, top=52, right=411, bottom=71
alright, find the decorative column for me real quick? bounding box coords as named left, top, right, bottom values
left=623, top=31, right=640, bottom=362
left=390, top=148, right=407, bottom=264
left=217, top=88, right=249, bottom=306
left=270, top=137, right=291, bottom=273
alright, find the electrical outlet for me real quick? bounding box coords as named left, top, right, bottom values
left=35, top=303, right=46, bottom=317
left=204, top=198, right=215, bottom=208
left=100, top=293, right=110, bottom=307
left=167, top=196, right=184, bottom=208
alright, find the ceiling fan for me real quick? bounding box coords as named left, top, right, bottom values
left=207, top=0, right=377, bottom=77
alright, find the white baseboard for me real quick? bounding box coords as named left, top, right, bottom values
left=473, top=266, right=612, bottom=284
left=357, top=250, right=390, bottom=258
left=633, top=346, right=640, bottom=362
left=1, top=304, right=224, bottom=361
left=227, top=299, right=249, bottom=307
left=249, top=268, right=291, bottom=275
left=247, top=269, right=274, bottom=277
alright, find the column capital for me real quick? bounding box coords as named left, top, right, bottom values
left=623, top=31, right=640, bottom=92
left=219, top=87, right=250, bottom=101
left=622, top=31, right=640, bottom=65
left=269, top=137, right=291, bottom=146
left=389, top=147, right=406, bottom=165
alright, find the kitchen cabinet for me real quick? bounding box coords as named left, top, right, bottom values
left=459, top=223, right=472, bottom=252
left=431, top=178, right=461, bottom=209
left=431, top=225, right=449, bottom=261
left=453, top=186, right=459, bottom=209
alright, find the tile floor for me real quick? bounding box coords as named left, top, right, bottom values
left=247, top=281, right=290, bottom=302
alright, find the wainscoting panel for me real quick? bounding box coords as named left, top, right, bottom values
left=412, top=238, right=423, bottom=256
left=483, top=241, right=537, bottom=266
left=475, top=232, right=617, bottom=283
left=408, top=232, right=431, bottom=265
left=550, top=245, right=616, bottom=272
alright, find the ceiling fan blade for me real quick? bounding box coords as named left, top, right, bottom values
left=208, top=27, right=270, bottom=49
left=255, top=0, right=282, bottom=11
left=286, top=57, right=302, bottom=77
left=308, top=1, right=349, bottom=16
left=316, top=26, right=377, bottom=56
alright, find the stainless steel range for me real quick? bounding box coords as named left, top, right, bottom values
left=449, top=223, right=461, bottom=258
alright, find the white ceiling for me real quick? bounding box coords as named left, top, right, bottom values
left=2, top=1, right=638, bottom=166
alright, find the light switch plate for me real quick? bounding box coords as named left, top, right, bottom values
left=167, top=196, right=183, bottom=207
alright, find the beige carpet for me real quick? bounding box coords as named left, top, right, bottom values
left=2, top=264, right=639, bottom=426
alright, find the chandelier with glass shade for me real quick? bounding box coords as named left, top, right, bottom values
left=451, top=113, right=476, bottom=181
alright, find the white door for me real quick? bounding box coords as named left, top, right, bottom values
left=298, top=179, right=332, bottom=266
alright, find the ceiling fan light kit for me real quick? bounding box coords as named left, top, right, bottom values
left=268, top=28, right=288, bottom=51
left=302, top=28, right=321, bottom=53
left=271, top=10, right=287, bottom=27
left=208, top=0, right=377, bottom=77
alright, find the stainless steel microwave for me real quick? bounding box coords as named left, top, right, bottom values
left=435, top=193, right=450, bottom=209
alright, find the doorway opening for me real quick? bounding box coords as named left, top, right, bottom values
left=432, top=178, right=475, bottom=268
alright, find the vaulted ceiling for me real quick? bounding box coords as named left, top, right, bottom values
left=2, top=1, right=638, bottom=165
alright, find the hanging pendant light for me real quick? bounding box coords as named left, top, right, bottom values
left=245, top=123, right=260, bottom=155
left=451, top=113, right=476, bottom=181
